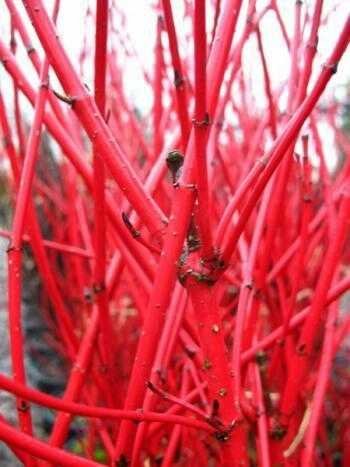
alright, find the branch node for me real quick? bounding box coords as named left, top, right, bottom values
left=174, top=69, right=185, bottom=88
left=322, top=62, right=338, bottom=75
left=26, top=45, right=36, bottom=55
left=93, top=281, right=106, bottom=294
left=6, top=244, right=23, bottom=254
left=52, top=89, right=75, bottom=106
left=122, top=212, right=141, bottom=238
left=192, top=113, right=211, bottom=128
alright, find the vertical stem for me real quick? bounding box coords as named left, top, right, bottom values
left=45, top=307, right=99, bottom=458
left=301, top=302, right=338, bottom=466
left=93, top=0, right=115, bottom=378
left=187, top=279, right=248, bottom=466
left=153, top=15, right=164, bottom=160
left=161, top=0, right=190, bottom=149
left=7, top=24, right=53, bottom=467
left=193, top=0, right=213, bottom=258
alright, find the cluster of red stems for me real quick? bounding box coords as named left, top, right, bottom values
left=0, top=0, right=349, bottom=465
